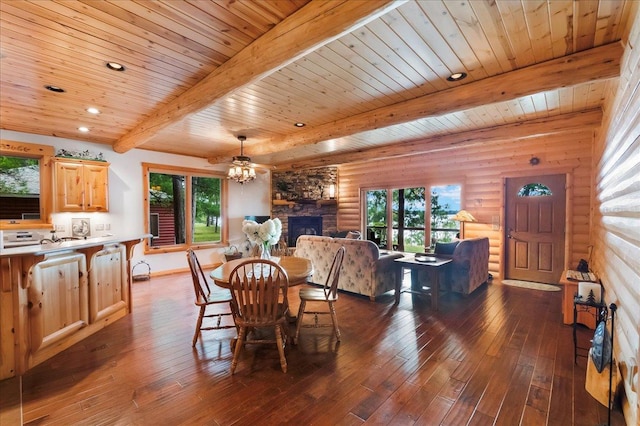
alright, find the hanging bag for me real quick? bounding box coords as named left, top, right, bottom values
left=590, top=318, right=612, bottom=373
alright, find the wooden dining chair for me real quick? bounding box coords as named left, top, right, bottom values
left=228, top=259, right=290, bottom=374
left=186, top=249, right=236, bottom=347
left=294, top=246, right=346, bottom=345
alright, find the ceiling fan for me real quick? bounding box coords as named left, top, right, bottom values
left=227, top=136, right=272, bottom=184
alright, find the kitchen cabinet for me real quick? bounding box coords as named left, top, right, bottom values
left=0, top=235, right=146, bottom=379
left=28, top=252, right=88, bottom=355
left=53, top=158, right=109, bottom=212
left=89, top=245, right=127, bottom=323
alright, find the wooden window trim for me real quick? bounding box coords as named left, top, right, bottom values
left=142, top=162, right=228, bottom=254
left=0, top=140, right=54, bottom=230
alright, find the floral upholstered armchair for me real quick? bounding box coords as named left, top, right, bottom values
left=293, top=235, right=403, bottom=301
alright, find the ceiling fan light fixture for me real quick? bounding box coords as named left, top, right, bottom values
left=447, top=72, right=467, bottom=81
left=228, top=136, right=256, bottom=184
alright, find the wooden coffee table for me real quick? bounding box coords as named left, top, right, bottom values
left=394, top=255, right=452, bottom=310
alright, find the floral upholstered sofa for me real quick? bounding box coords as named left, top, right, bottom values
left=293, top=235, right=404, bottom=301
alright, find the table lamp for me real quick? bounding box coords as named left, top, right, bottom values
left=451, top=210, right=476, bottom=239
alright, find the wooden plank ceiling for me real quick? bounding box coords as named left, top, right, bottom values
left=0, top=0, right=636, bottom=170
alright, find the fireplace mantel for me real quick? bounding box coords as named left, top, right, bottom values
left=273, top=199, right=337, bottom=208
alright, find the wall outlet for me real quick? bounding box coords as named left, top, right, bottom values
left=105, top=224, right=111, bottom=230
left=96, top=224, right=104, bottom=231
left=55, top=224, right=65, bottom=232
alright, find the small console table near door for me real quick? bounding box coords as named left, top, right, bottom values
left=558, top=270, right=599, bottom=328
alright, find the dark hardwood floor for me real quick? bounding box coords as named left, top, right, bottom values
left=5, top=270, right=625, bottom=425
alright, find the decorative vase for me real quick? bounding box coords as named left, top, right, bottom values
left=259, top=243, right=271, bottom=260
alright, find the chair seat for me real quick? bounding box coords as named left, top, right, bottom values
left=202, top=288, right=233, bottom=304
left=234, top=304, right=288, bottom=326
left=299, top=287, right=338, bottom=302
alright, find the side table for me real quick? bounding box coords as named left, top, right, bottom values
left=559, top=270, right=599, bottom=328
left=394, top=255, right=452, bottom=310
left=573, top=296, right=607, bottom=363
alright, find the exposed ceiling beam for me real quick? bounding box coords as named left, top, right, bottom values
left=208, top=42, right=622, bottom=164
left=112, top=0, right=406, bottom=153
left=272, top=108, right=604, bottom=170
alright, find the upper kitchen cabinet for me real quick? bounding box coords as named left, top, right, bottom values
left=53, top=158, right=109, bottom=212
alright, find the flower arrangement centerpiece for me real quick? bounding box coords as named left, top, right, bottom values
left=241, top=218, right=282, bottom=259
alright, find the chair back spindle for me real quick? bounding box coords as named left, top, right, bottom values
left=325, top=246, right=346, bottom=299
left=228, top=259, right=290, bottom=373
left=187, top=249, right=211, bottom=304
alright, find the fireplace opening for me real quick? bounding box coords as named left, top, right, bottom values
left=288, top=216, right=322, bottom=247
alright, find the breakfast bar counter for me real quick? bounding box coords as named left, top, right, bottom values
left=0, top=234, right=148, bottom=380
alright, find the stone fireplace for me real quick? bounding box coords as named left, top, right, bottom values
left=271, top=166, right=338, bottom=246
left=288, top=216, right=323, bottom=247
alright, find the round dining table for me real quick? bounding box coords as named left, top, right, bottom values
left=210, top=256, right=313, bottom=288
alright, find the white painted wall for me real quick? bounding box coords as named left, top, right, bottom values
left=0, top=130, right=270, bottom=273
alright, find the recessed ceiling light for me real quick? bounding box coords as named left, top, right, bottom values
left=294, top=122, right=305, bottom=127
left=78, top=126, right=90, bottom=133
left=86, top=107, right=100, bottom=114
left=447, top=72, right=467, bottom=82
left=106, top=62, right=125, bottom=71
left=44, top=85, right=65, bottom=93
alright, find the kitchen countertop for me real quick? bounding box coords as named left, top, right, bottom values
left=0, top=234, right=151, bottom=257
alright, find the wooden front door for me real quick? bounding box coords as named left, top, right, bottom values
left=505, top=174, right=566, bottom=283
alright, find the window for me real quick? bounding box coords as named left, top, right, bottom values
left=517, top=183, right=552, bottom=197
left=366, top=189, right=388, bottom=248
left=430, top=184, right=462, bottom=244
left=0, top=140, right=53, bottom=227
left=144, top=164, right=226, bottom=251
left=0, top=155, right=40, bottom=219
left=393, top=187, right=425, bottom=252
left=364, top=183, right=463, bottom=251
left=365, top=187, right=425, bottom=253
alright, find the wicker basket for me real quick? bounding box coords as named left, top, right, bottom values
left=132, top=260, right=151, bottom=281
left=224, top=245, right=242, bottom=262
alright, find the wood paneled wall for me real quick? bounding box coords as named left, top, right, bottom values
left=593, top=7, right=640, bottom=425
left=337, top=129, right=595, bottom=280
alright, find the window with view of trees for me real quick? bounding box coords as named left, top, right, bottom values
left=365, top=184, right=462, bottom=252
left=366, top=189, right=388, bottom=248
left=366, top=187, right=425, bottom=253
left=0, top=155, right=41, bottom=220
left=430, top=184, right=461, bottom=244
left=145, top=165, right=224, bottom=249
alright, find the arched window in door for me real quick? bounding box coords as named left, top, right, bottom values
left=517, top=183, right=552, bottom=197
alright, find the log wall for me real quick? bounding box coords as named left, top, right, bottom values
left=336, top=129, right=595, bottom=279
left=593, top=7, right=640, bottom=424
